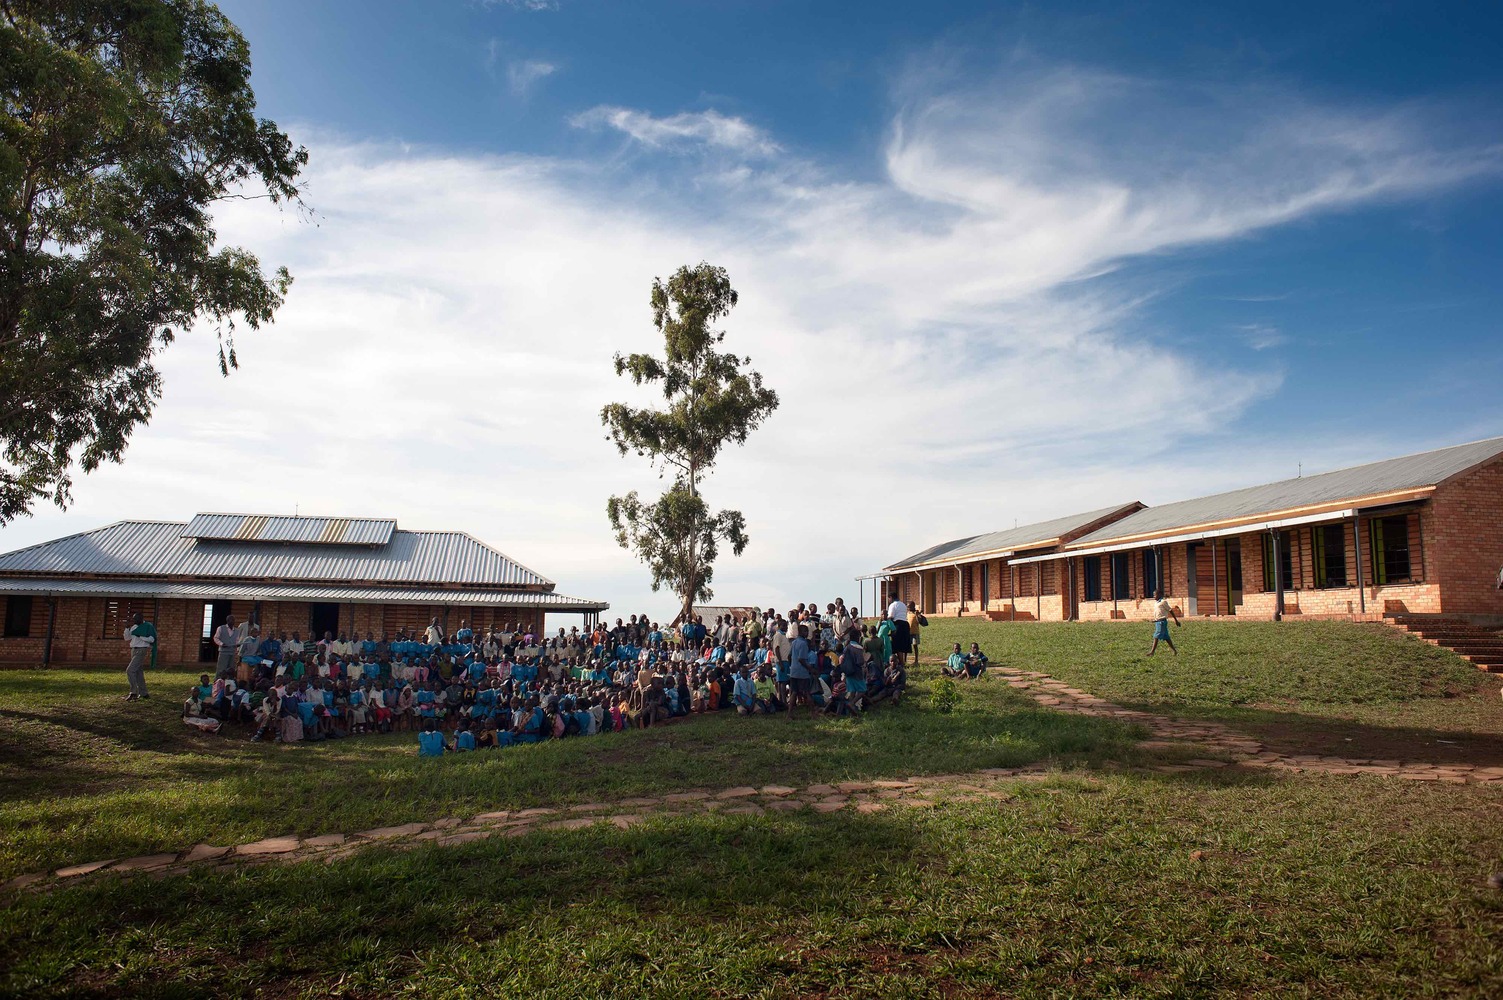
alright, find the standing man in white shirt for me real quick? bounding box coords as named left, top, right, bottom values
left=887, top=591, right=912, bottom=668
left=1148, top=592, right=1181, bottom=656
left=123, top=611, right=156, bottom=701
left=212, top=614, right=242, bottom=679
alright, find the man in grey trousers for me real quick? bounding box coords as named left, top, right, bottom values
left=213, top=614, right=241, bottom=679
left=124, top=611, right=156, bottom=701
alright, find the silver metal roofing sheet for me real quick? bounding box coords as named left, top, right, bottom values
left=1072, top=435, right=1503, bottom=547
left=884, top=503, right=1140, bottom=571
left=0, top=520, right=555, bottom=588
left=0, top=577, right=607, bottom=610
left=182, top=513, right=396, bottom=546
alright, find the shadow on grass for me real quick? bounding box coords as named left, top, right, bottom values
left=0, top=809, right=936, bottom=999
left=1164, top=705, right=1503, bottom=765
left=0, top=685, right=1149, bottom=881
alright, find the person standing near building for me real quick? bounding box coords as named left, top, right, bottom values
left=907, top=601, right=928, bottom=663
left=123, top=611, right=156, bottom=701
left=1148, top=592, right=1181, bottom=656
left=886, top=591, right=912, bottom=668
left=212, top=614, right=241, bottom=679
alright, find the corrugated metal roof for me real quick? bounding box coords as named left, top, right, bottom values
left=182, top=513, right=396, bottom=546
left=884, top=503, right=1141, bottom=571
left=0, top=577, right=608, bottom=610
left=0, top=520, right=556, bottom=589
left=1072, top=435, right=1503, bottom=547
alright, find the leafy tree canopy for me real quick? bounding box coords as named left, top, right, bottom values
left=0, top=0, right=307, bottom=522
left=602, top=263, right=778, bottom=620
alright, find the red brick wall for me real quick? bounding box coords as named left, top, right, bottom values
left=1431, top=459, right=1503, bottom=616
left=0, top=598, right=564, bottom=667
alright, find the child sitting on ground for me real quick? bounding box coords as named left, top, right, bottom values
left=417, top=719, right=447, bottom=757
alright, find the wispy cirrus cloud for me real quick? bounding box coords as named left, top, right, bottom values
left=570, top=106, right=781, bottom=157
left=479, top=0, right=558, bottom=11
left=507, top=58, right=557, bottom=95
left=5, top=57, right=1498, bottom=619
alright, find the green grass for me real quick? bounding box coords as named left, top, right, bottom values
left=0, top=666, right=1142, bottom=881
left=1, top=772, right=1499, bottom=998
left=917, top=619, right=1503, bottom=761
left=4, top=621, right=1503, bottom=998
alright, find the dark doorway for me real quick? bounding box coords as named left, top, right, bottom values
left=980, top=564, right=990, bottom=607
left=199, top=600, right=230, bottom=662
left=1226, top=540, right=1244, bottom=612
left=310, top=602, right=340, bottom=641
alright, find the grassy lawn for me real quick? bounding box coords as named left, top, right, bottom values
left=3, top=621, right=1502, bottom=998
left=0, top=666, right=1143, bottom=882
left=917, top=619, right=1503, bottom=762
left=1, top=772, right=1499, bottom=998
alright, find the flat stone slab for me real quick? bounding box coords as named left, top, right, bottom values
left=872, top=780, right=915, bottom=789
left=56, top=859, right=116, bottom=878
left=760, top=785, right=797, bottom=796
left=2, top=873, right=45, bottom=891
left=542, top=817, right=598, bottom=831
left=766, top=800, right=802, bottom=812
left=182, top=845, right=233, bottom=864
left=474, top=811, right=512, bottom=822
left=113, top=853, right=179, bottom=872
left=665, top=791, right=710, bottom=803
left=716, top=786, right=759, bottom=799
left=237, top=836, right=300, bottom=856
left=437, top=831, right=490, bottom=846
left=611, top=814, right=648, bottom=829
left=513, top=808, right=557, bottom=819
left=432, top=817, right=463, bottom=829
left=301, top=835, right=346, bottom=849
left=354, top=823, right=428, bottom=841
left=567, top=802, right=611, bottom=813
left=813, top=801, right=846, bottom=813
left=722, top=805, right=764, bottom=816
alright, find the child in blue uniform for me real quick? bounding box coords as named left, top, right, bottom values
left=417, top=720, right=447, bottom=756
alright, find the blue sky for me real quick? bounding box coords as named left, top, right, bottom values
left=2, top=0, right=1502, bottom=622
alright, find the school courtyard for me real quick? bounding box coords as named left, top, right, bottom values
left=2, top=617, right=1501, bottom=998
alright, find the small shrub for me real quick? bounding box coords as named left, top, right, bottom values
left=929, top=677, right=962, bottom=714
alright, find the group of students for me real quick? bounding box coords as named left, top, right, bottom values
left=173, top=598, right=956, bottom=751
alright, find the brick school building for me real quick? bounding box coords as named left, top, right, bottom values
left=0, top=514, right=608, bottom=667
left=879, top=436, right=1503, bottom=625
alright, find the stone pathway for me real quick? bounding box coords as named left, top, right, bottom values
left=5, top=667, right=1500, bottom=895
left=991, top=667, right=1503, bottom=784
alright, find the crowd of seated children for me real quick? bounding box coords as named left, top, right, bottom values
left=180, top=603, right=933, bottom=747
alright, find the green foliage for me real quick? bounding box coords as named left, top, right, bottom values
left=0, top=0, right=307, bottom=522
left=928, top=676, right=961, bottom=713
left=602, top=263, right=778, bottom=617
left=604, top=483, right=747, bottom=606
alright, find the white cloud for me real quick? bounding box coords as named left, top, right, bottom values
left=1, top=63, right=1497, bottom=622
left=1237, top=323, right=1287, bottom=350
left=570, top=106, right=782, bottom=157
left=507, top=58, right=556, bottom=95
left=480, top=0, right=559, bottom=11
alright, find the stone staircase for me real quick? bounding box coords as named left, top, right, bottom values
left=1387, top=615, right=1503, bottom=673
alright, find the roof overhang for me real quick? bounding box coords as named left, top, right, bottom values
left=0, top=578, right=609, bottom=612
left=1060, top=488, right=1434, bottom=554
left=1010, top=508, right=1360, bottom=565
